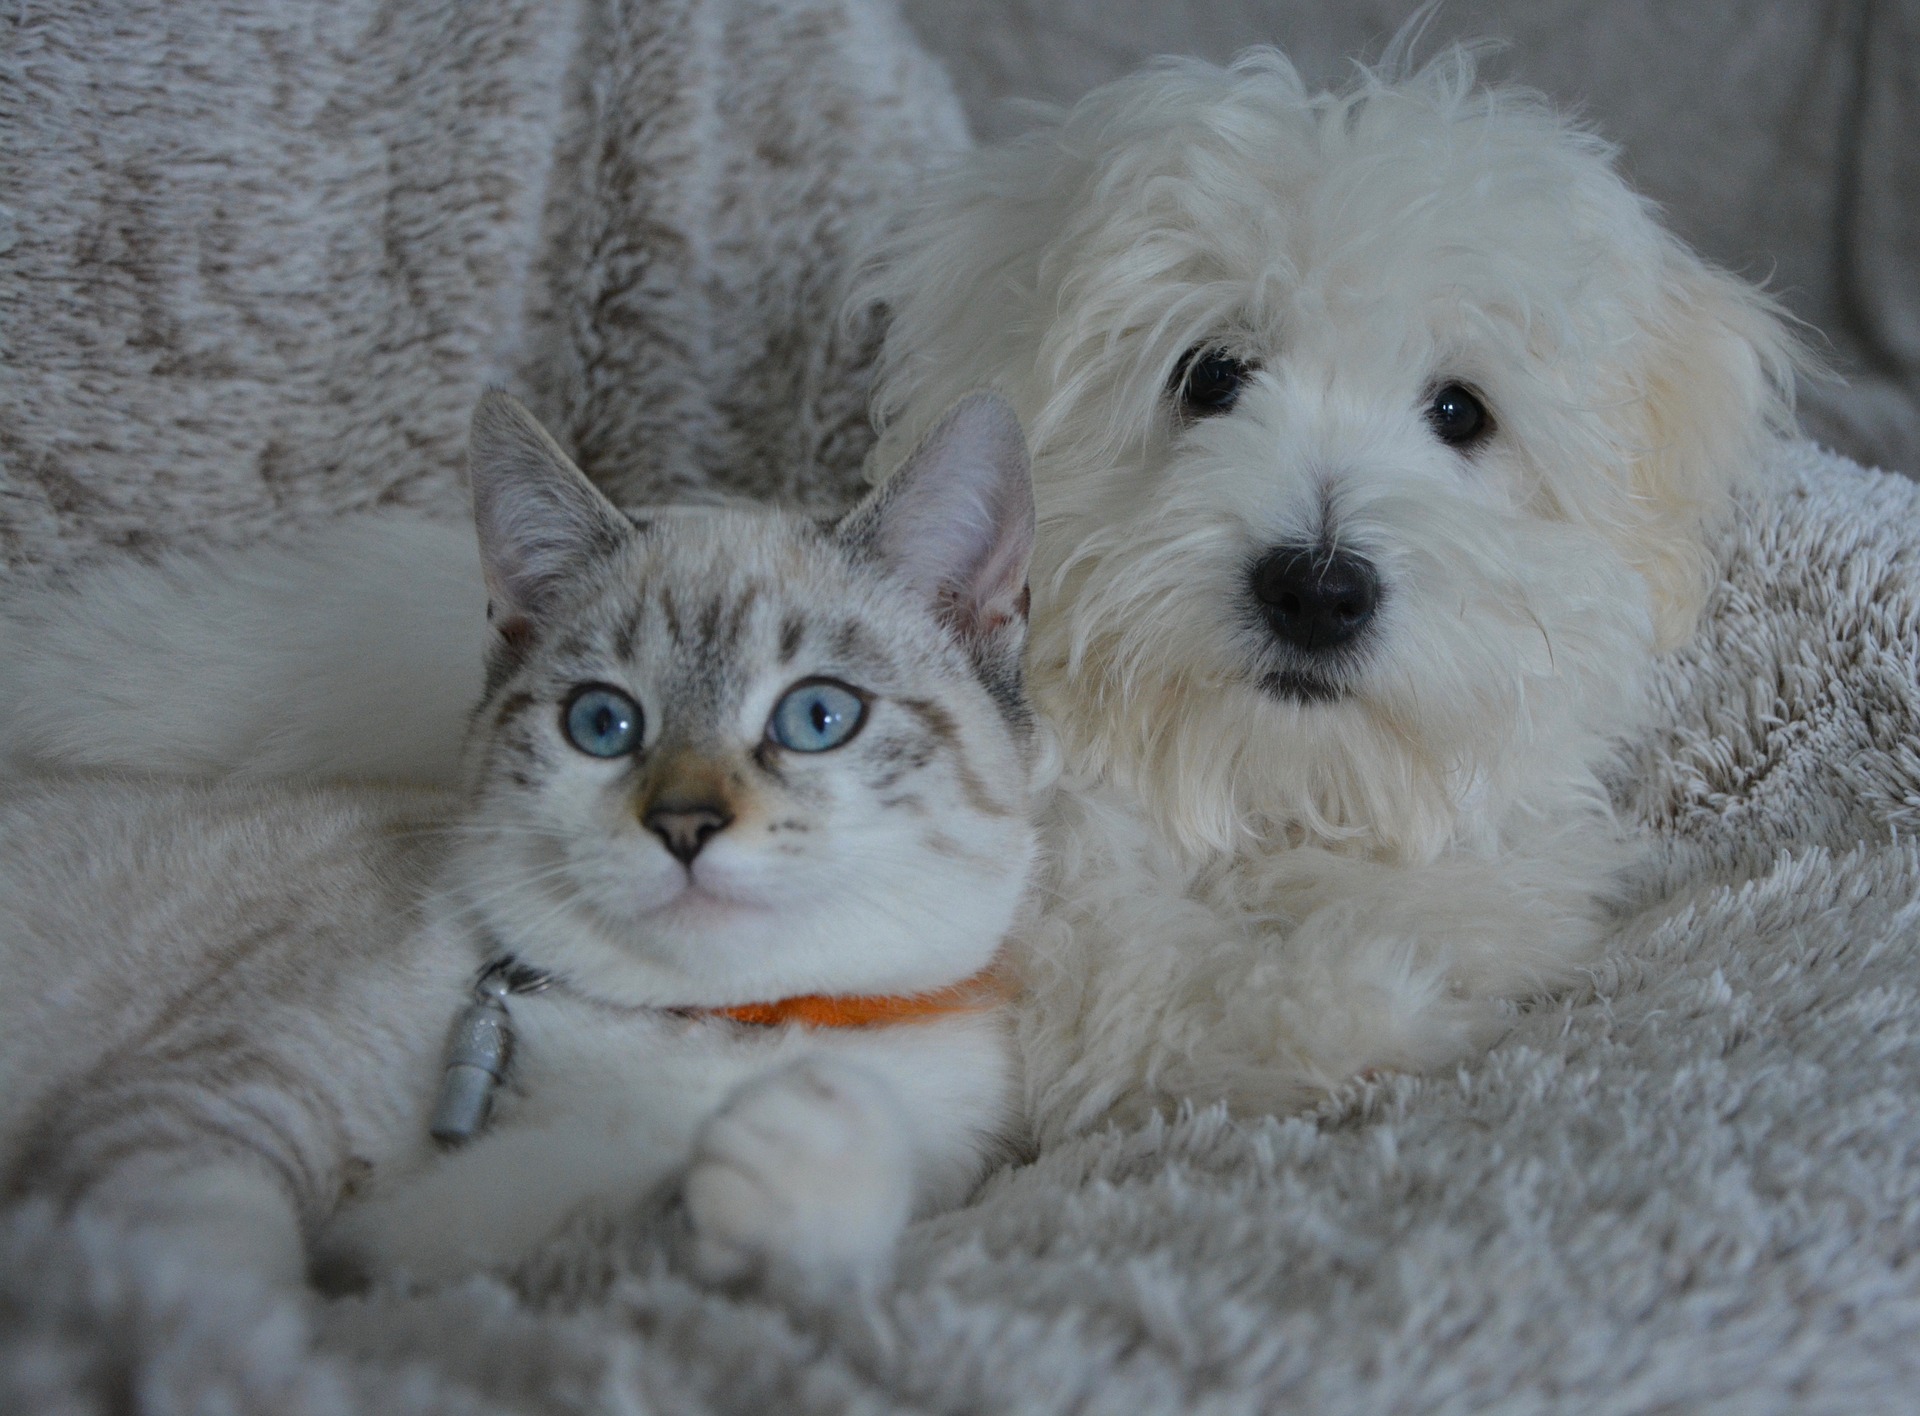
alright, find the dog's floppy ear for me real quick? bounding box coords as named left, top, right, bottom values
left=469, top=388, right=633, bottom=638
left=1616, top=253, right=1804, bottom=649
left=838, top=391, right=1035, bottom=652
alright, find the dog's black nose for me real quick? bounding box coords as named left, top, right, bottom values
left=1250, top=546, right=1380, bottom=651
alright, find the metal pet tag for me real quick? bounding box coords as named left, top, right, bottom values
left=429, top=969, right=515, bottom=1146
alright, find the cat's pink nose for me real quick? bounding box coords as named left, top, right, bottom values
left=644, top=803, right=733, bottom=865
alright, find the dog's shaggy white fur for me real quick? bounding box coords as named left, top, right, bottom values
left=859, top=46, right=1805, bottom=1140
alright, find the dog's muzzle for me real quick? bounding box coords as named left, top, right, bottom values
left=1247, top=544, right=1380, bottom=703
left=1250, top=545, right=1379, bottom=652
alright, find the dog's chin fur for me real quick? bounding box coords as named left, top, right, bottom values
left=861, top=44, right=1806, bottom=1141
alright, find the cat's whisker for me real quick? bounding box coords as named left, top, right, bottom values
left=445, top=866, right=594, bottom=919
left=390, top=820, right=570, bottom=843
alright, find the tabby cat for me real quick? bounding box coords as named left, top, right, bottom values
left=0, top=390, right=1038, bottom=1289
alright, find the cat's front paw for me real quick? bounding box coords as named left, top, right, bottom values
left=683, top=1056, right=914, bottom=1289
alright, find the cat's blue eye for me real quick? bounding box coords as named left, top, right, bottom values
left=562, top=684, right=644, bottom=758
left=768, top=679, right=867, bottom=753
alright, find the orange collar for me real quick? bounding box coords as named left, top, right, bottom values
left=692, top=964, right=1011, bottom=1029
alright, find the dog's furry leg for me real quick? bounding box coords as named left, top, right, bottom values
left=1013, top=786, right=1625, bottom=1142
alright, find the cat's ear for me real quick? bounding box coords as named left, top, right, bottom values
left=468, top=389, right=632, bottom=633
left=841, top=392, right=1035, bottom=646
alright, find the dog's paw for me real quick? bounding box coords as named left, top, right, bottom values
left=682, top=1056, right=914, bottom=1289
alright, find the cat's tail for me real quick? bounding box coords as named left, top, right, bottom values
left=0, top=517, right=489, bottom=785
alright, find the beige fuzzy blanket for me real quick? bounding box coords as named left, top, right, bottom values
left=5, top=2, right=1920, bottom=1410
left=0, top=0, right=963, bottom=588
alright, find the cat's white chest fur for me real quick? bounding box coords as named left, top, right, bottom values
left=323, top=989, right=1014, bottom=1285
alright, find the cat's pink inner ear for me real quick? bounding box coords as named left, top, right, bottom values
left=871, top=393, right=1035, bottom=641
left=485, top=597, right=536, bottom=651
left=468, top=389, right=631, bottom=625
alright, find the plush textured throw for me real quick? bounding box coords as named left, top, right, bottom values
left=0, top=0, right=964, bottom=589
left=5, top=1, right=1920, bottom=1410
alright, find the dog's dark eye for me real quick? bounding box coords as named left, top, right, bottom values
left=1172, top=348, right=1252, bottom=416
left=1426, top=383, right=1492, bottom=447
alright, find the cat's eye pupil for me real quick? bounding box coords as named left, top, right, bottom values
left=769, top=680, right=866, bottom=753
left=1172, top=347, right=1252, bottom=416
left=1428, top=382, right=1491, bottom=446
left=562, top=685, right=643, bottom=758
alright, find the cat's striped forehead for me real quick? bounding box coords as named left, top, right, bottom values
left=498, top=507, right=946, bottom=725
left=468, top=502, right=1032, bottom=845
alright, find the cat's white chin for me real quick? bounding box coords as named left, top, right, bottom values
left=623, top=852, right=814, bottom=918
left=646, top=878, right=771, bottom=924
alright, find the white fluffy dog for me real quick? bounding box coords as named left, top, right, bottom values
left=0, top=46, right=1803, bottom=1147
left=859, top=46, right=1802, bottom=1140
